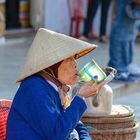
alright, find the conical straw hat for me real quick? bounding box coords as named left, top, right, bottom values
left=17, top=28, right=97, bottom=82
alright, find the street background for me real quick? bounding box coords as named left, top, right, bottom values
left=0, top=0, right=140, bottom=139
left=0, top=33, right=140, bottom=139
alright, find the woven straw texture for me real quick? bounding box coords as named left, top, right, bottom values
left=82, top=114, right=135, bottom=129
left=82, top=105, right=135, bottom=129
left=89, top=122, right=139, bottom=140
left=82, top=105, right=135, bottom=130
left=82, top=105, right=139, bottom=140
left=17, top=28, right=97, bottom=82
left=0, top=99, right=12, bottom=140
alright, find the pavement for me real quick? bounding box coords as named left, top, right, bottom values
left=0, top=32, right=140, bottom=139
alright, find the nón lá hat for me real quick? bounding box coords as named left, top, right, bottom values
left=17, top=28, right=97, bottom=82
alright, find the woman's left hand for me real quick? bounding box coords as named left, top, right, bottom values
left=77, top=81, right=104, bottom=98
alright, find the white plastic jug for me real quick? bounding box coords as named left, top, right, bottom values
left=85, top=84, right=113, bottom=115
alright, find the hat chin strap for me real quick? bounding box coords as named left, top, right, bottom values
left=39, top=70, right=71, bottom=109
left=38, top=70, right=70, bottom=93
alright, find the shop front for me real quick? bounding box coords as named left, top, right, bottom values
left=0, top=0, right=44, bottom=34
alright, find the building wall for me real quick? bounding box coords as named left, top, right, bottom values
left=30, top=0, right=45, bottom=29
left=44, top=0, right=70, bottom=34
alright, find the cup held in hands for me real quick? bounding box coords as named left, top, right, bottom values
left=78, top=60, right=107, bottom=84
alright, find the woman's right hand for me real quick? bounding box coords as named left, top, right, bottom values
left=78, top=81, right=104, bottom=98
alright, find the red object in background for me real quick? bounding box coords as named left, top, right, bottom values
left=67, top=0, right=93, bottom=38
left=0, top=100, right=12, bottom=140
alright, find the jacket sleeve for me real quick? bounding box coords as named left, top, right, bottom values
left=14, top=79, right=87, bottom=140
left=75, top=121, right=92, bottom=140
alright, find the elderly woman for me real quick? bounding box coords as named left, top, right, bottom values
left=6, top=28, right=104, bottom=140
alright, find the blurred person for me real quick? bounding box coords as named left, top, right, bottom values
left=108, top=0, right=140, bottom=82
left=136, top=22, right=140, bottom=40
left=80, top=0, right=111, bottom=42
left=6, top=28, right=107, bottom=140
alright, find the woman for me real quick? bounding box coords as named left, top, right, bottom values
left=6, top=28, right=103, bottom=140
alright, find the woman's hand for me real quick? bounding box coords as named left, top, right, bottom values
left=78, top=81, right=104, bottom=98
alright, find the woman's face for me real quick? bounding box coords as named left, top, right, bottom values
left=58, top=57, right=78, bottom=85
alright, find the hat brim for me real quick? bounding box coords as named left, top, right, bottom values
left=74, top=47, right=96, bottom=59
left=16, top=47, right=96, bottom=83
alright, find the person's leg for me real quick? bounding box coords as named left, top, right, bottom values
left=83, top=0, right=99, bottom=38
left=108, top=38, right=135, bottom=82
left=108, top=39, right=134, bottom=72
left=99, top=0, right=111, bottom=42
left=128, top=40, right=140, bottom=76
left=123, top=40, right=133, bottom=66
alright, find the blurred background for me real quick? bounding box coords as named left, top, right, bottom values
left=0, top=0, right=140, bottom=139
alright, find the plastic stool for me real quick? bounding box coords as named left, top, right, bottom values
left=67, top=0, right=93, bottom=38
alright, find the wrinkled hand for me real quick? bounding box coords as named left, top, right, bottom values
left=78, top=81, right=104, bottom=98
